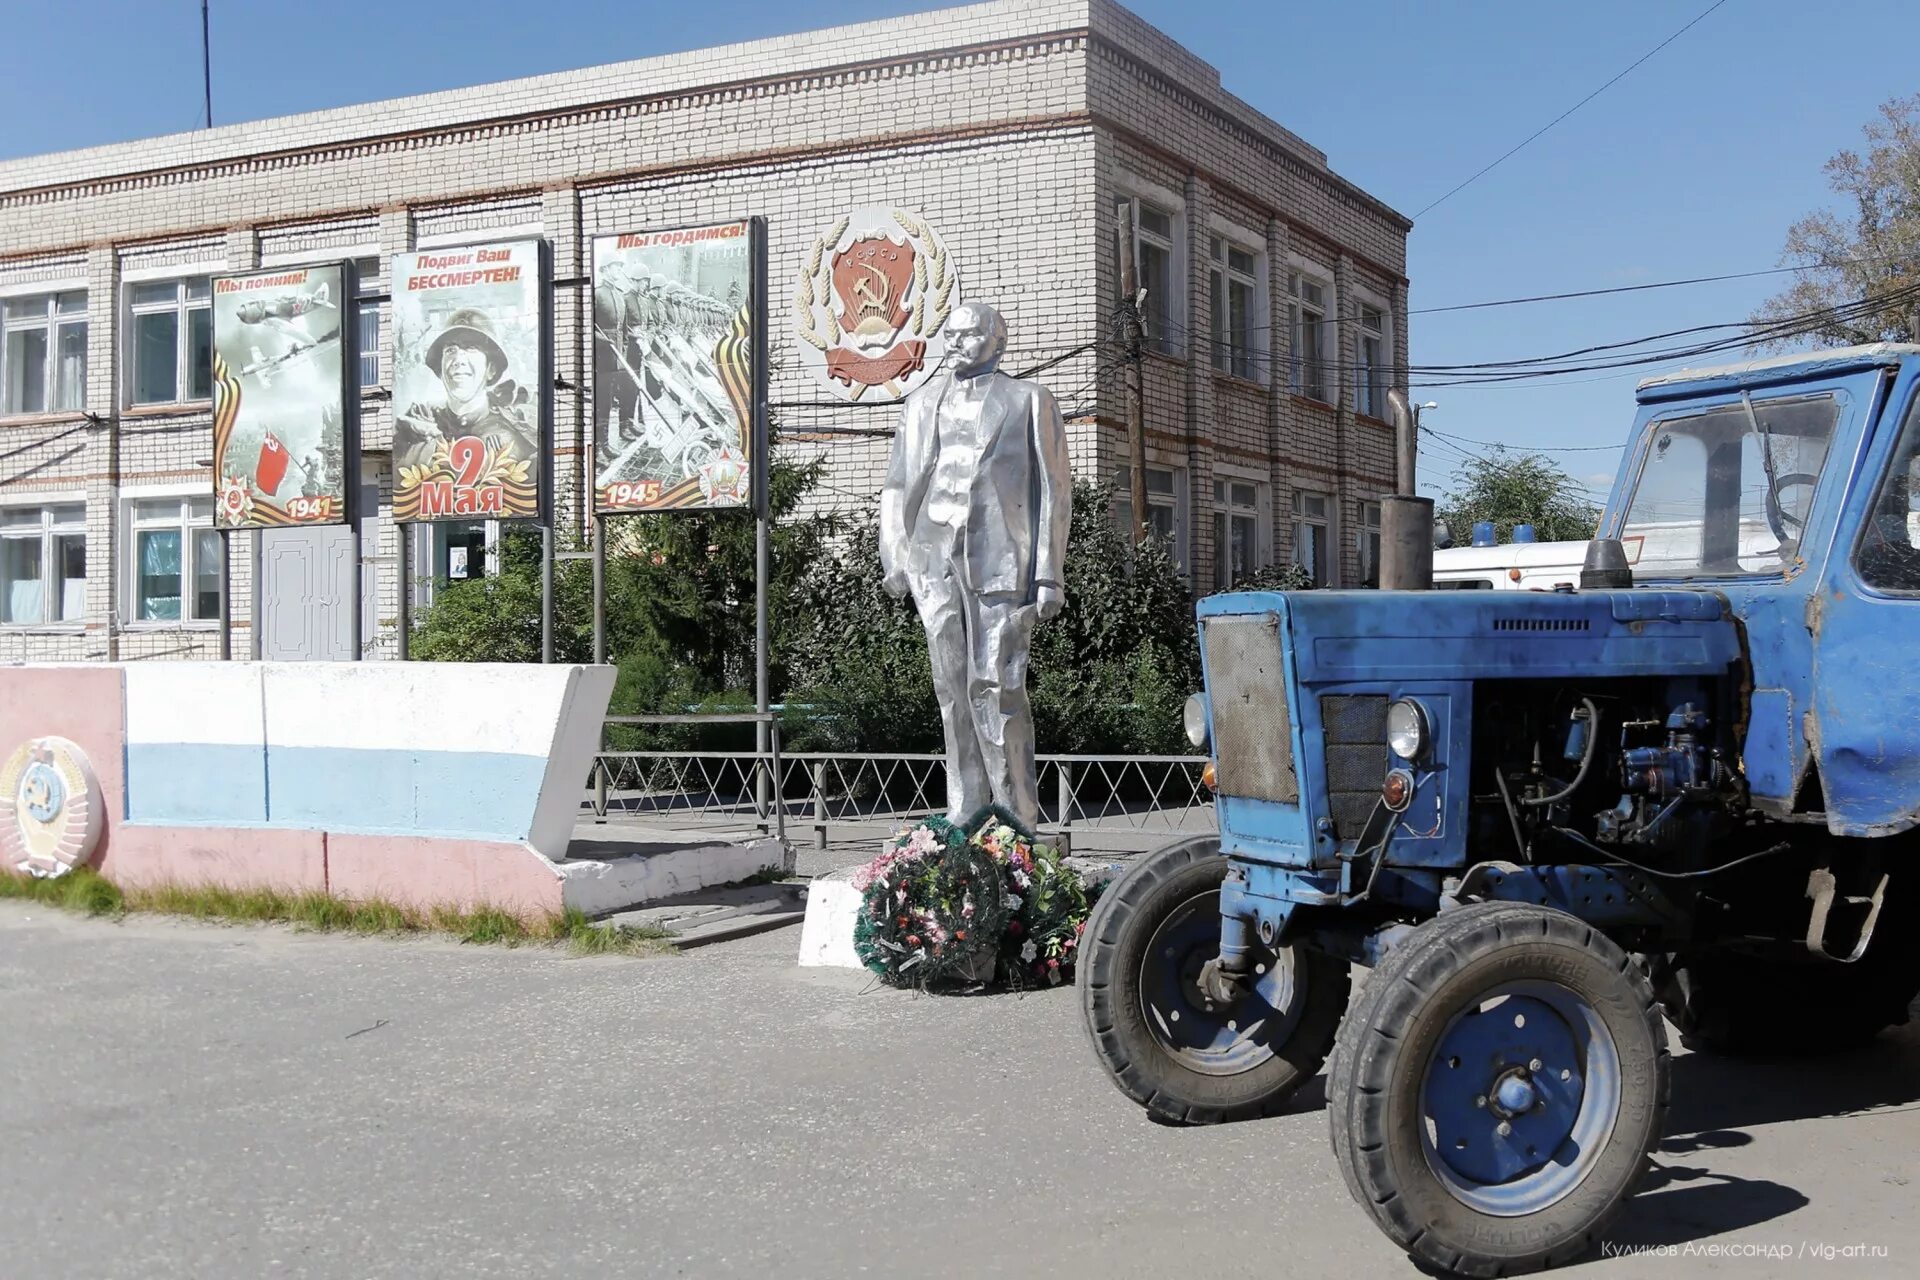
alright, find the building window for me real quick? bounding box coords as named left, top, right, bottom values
left=1209, top=239, right=1259, bottom=380
left=1212, top=479, right=1262, bottom=589
left=1288, top=272, right=1331, bottom=403
left=1358, top=500, right=1383, bottom=587
left=1119, top=198, right=1179, bottom=357
left=1114, top=464, right=1186, bottom=568
left=2, top=292, right=87, bottom=416
left=1293, top=490, right=1332, bottom=586
left=1357, top=305, right=1389, bottom=419
left=355, top=258, right=382, bottom=389
left=126, top=496, right=220, bottom=623
left=0, top=503, right=85, bottom=625
left=127, top=277, right=212, bottom=406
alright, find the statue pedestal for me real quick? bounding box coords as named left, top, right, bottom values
left=796, top=867, right=865, bottom=969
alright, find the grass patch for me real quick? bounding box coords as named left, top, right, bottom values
left=0, top=866, right=124, bottom=916
left=0, top=869, right=675, bottom=957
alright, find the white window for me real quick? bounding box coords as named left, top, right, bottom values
left=1357, top=305, right=1389, bottom=419
left=1118, top=198, right=1179, bottom=357
left=1288, top=272, right=1331, bottom=403
left=1292, top=490, right=1332, bottom=586
left=125, top=496, right=221, bottom=624
left=1358, top=500, right=1383, bottom=588
left=355, top=258, right=382, bottom=390
left=1212, top=479, right=1263, bottom=589
left=1114, top=464, right=1187, bottom=568
left=1209, top=238, right=1260, bottom=380
left=127, top=277, right=212, bottom=406
left=2, top=292, right=87, bottom=416
left=0, top=503, right=85, bottom=625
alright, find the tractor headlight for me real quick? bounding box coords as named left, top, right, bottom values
left=1184, top=693, right=1209, bottom=748
left=1387, top=699, right=1429, bottom=761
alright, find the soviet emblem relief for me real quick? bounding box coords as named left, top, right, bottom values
left=0, top=736, right=103, bottom=879
left=794, top=206, right=961, bottom=402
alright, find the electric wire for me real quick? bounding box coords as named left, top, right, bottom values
left=1412, top=0, right=1731, bottom=219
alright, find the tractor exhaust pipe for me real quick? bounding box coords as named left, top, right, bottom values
left=1378, top=389, right=1433, bottom=590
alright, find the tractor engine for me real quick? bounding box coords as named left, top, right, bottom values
left=1470, top=681, right=1742, bottom=868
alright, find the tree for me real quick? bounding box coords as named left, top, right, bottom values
left=1435, top=448, right=1600, bottom=545
left=409, top=452, right=845, bottom=748
left=1751, top=94, right=1920, bottom=349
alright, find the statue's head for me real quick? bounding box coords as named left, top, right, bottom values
left=944, top=302, right=1007, bottom=377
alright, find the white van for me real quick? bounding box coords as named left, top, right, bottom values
left=1430, top=539, right=1589, bottom=591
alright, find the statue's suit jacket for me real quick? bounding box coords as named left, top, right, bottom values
left=878, top=368, right=1072, bottom=602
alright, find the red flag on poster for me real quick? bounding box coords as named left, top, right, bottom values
left=255, top=432, right=290, bottom=496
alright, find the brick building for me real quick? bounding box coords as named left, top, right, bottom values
left=0, top=0, right=1408, bottom=663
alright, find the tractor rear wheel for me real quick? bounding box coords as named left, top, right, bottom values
left=1079, top=837, right=1349, bottom=1125
left=1655, top=944, right=1920, bottom=1056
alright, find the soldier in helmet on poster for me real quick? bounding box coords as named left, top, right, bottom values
left=395, top=307, right=537, bottom=472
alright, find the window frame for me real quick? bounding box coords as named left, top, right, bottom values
left=122, top=274, right=214, bottom=408
left=0, top=497, right=87, bottom=629
left=120, top=490, right=222, bottom=628
left=1211, top=475, right=1266, bottom=590
left=1287, top=268, right=1333, bottom=404
left=1852, top=382, right=1920, bottom=596
left=1358, top=499, right=1383, bottom=587
left=0, top=288, right=89, bottom=418
left=1292, top=489, right=1334, bottom=586
left=1208, top=234, right=1262, bottom=381
left=1114, top=463, right=1190, bottom=571
left=352, top=256, right=383, bottom=390
left=1116, top=191, right=1183, bottom=359
left=1356, top=301, right=1391, bottom=420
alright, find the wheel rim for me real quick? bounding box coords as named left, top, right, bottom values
left=1419, top=979, right=1622, bottom=1216
left=1137, top=889, right=1302, bottom=1076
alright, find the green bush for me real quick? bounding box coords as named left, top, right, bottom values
left=409, top=466, right=1327, bottom=756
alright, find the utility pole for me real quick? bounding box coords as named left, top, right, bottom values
left=201, top=2, right=213, bottom=128
left=1115, top=204, right=1148, bottom=547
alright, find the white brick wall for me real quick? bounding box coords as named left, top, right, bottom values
left=0, top=0, right=1407, bottom=662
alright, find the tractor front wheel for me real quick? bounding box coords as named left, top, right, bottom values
left=1328, top=903, right=1668, bottom=1276
left=1079, top=837, right=1350, bottom=1125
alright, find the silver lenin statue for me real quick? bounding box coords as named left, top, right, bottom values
left=880, top=301, right=1072, bottom=830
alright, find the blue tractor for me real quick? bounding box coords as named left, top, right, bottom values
left=1081, top=344, right=1920, bottom=1274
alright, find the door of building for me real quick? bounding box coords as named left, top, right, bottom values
left=258, top=474, right=379, bottom=661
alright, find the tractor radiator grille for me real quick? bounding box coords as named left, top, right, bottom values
left=1201, top=613, right=1297, bottom=803
left=1319, top=695, right=1388, bottom=840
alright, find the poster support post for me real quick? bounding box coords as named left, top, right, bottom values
left=218, top=529, right=231, bottom=660
left=542, top=522, right=554, bottom=663
left=396, top=522, right=410, bottom=660
left=752, top=217, right=771, bottom=825
left=592, top=514, right=606, bottom=665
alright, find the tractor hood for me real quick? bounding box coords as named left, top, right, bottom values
left=1198, top=587, right=1743, bottom=684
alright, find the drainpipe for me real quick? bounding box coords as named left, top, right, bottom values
left=1377, top=389, right=1434, bottom=590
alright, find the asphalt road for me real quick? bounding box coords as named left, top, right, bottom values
left=3, top=902, right=1917, bottom=1279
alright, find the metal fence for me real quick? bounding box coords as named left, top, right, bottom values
left=584, top=742, right=1213, bottom=855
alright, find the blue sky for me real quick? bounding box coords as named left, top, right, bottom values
left=0, top=0, right=1910, bottom=499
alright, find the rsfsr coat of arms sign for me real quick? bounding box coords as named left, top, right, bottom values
left=794, top=207, right=962, bottom=401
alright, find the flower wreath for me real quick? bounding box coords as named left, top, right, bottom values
left=851, top=807, right=1096, bottom=991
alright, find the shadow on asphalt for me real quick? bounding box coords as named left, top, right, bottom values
left=1587, top=1024, right=1920, bottom=1259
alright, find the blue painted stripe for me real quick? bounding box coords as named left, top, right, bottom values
left=126, top=743, right=269, bottom=825
left=267, top=745, right=544, bottom=840
left=124, top=743, right=547, bottom=842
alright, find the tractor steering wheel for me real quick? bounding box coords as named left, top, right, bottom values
left=1764, top=471, right=1820, bottom=544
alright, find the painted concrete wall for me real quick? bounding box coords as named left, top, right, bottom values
left=1, top=661, right=616, bottom=915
